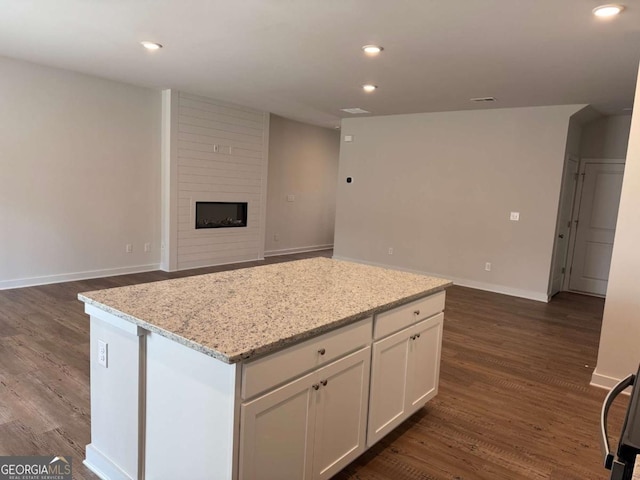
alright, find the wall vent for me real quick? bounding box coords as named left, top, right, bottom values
left=340, top=108, right=371, bottom=114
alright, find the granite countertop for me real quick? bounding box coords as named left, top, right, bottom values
left=78, top=257, right=452, bottom=364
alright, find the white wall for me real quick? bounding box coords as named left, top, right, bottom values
left=592, top=66, right=640, bottom=389
left=334, top=105, right=584, bottom=301
left=161, top=91, right=270, bottom=271
left=581, top=114, right=633, bottom=159
left=0, top=56, right=161, bottom=289
left=265, top=115, right=340, bottom=256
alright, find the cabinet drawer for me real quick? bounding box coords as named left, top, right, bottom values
left=242, top=317, right=372, bottom=400
left=373, top=291, right=445, bottom=340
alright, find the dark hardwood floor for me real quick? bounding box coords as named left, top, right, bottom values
left=0, top=250, right=631, bottom=479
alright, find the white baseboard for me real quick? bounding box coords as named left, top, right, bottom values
left=331, top=255, right=548, bottom=303
left=172, top=256, right=264, bottom=273
left=0, top=264, right=161, bottom=290
left=590, top=369, right=631, bottom=393
left=84, top=444, right=134, bottom=480
left=264, top=244, right=334, bottom=257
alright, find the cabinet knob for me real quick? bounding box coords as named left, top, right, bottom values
left=416, top=333, right=421, bottom=338
left=312, top=384, right=320, bottom=390
left=320, top=379, right=328, bottom=386
left=414, top=310, right=420, bottom=316
left=318, top=348, right=326, bottom=355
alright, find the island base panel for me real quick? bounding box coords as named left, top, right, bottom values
left=86, top=306, right=145, bottom=480
left=144, top=331, right=240, bottom=480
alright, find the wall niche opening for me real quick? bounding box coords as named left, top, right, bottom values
left=195, top=202, right=248, bottom=229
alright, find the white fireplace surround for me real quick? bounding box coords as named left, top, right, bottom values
left=161, top=90, right=270, bottom=272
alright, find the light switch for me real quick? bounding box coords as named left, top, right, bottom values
left=344, top=135, right=354, bottom=143
left=510, top=212, right=520, bottom=221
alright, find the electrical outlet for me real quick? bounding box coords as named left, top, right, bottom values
left=287, top=194, right=295, bottom=202
left=125, top=244, right=133, bottom=253
left=98, top=340, right=108, bottom=368
left=485, top=262, right=492, bottom=271
left=388, top=247, right=394, bottom=255
left=144, top=242, right=151, bottom=253
left=510, top=212, right=520, bottom=221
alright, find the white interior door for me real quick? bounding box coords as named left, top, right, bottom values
left=550, top=156, right=579, bottom=296
left=569, top=162, right=625, bottom=296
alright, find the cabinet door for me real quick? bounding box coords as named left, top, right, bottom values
left=407, top=313, right=444, bottom=413
left=239, top=370, right=317, bottom=480
left=367, top=329, right=411, bottom=447
left=312, top=347, right=371, bottom=480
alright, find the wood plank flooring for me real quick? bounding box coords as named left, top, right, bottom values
left=0, top=250, right=632, bottom=480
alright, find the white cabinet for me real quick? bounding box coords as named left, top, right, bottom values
left=312, top=347, right=371, bottom=480
left=367, top=312, right=443, bottom=447
left=407, top=314, right=443, bottom=412
left=240, top=347, right=371, bottom=480
left=239, top=369, right=316, bottom=480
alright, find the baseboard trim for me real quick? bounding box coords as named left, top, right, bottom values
left=0, top=264, right=161, bottom=291
left=331, top=255, right=548, bottom=303
left=264, top=244, right=334, bottom=257
left=84, top=444, right=134, bottom=480
left=590, top=369, right=631, bottom=394
left=173, top=256, right=264, bottom=273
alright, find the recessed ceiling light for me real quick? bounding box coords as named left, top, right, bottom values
left=592, top=4, right=624, bottom=17
left=141, top=41, right=163, bottom=50
left=363, top=84, right=378, bottom=93
left=362, top=45, right=383, bottom=55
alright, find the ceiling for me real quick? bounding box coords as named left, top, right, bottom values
left=1, top=0, right=638, bottom=128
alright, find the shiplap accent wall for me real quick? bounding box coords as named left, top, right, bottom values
left=161, top=90, right=269, bottom=271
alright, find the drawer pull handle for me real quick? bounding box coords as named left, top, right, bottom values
left=416, top=333, right=421, bottom=338
left=312, top=384, right=320, bottom=390
left=414, top=310, right=421, bottom=316
left=318, top=348, right=326, bottom=355
left=321, top=379, right=328, bottom=386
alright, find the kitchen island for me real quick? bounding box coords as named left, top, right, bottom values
left=78, top=257, right=451, bottom=480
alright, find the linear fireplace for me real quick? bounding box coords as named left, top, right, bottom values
left=195, top=202, right=248, bottom=229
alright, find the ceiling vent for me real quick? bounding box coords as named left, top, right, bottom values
left=340, top=108, right=371, bottom=114
left=470, top=97, right=497, bottom=103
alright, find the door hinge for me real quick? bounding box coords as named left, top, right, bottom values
left=561, top=267, right=566, bottom=274
left=567, top=221, right=571, bottom=228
